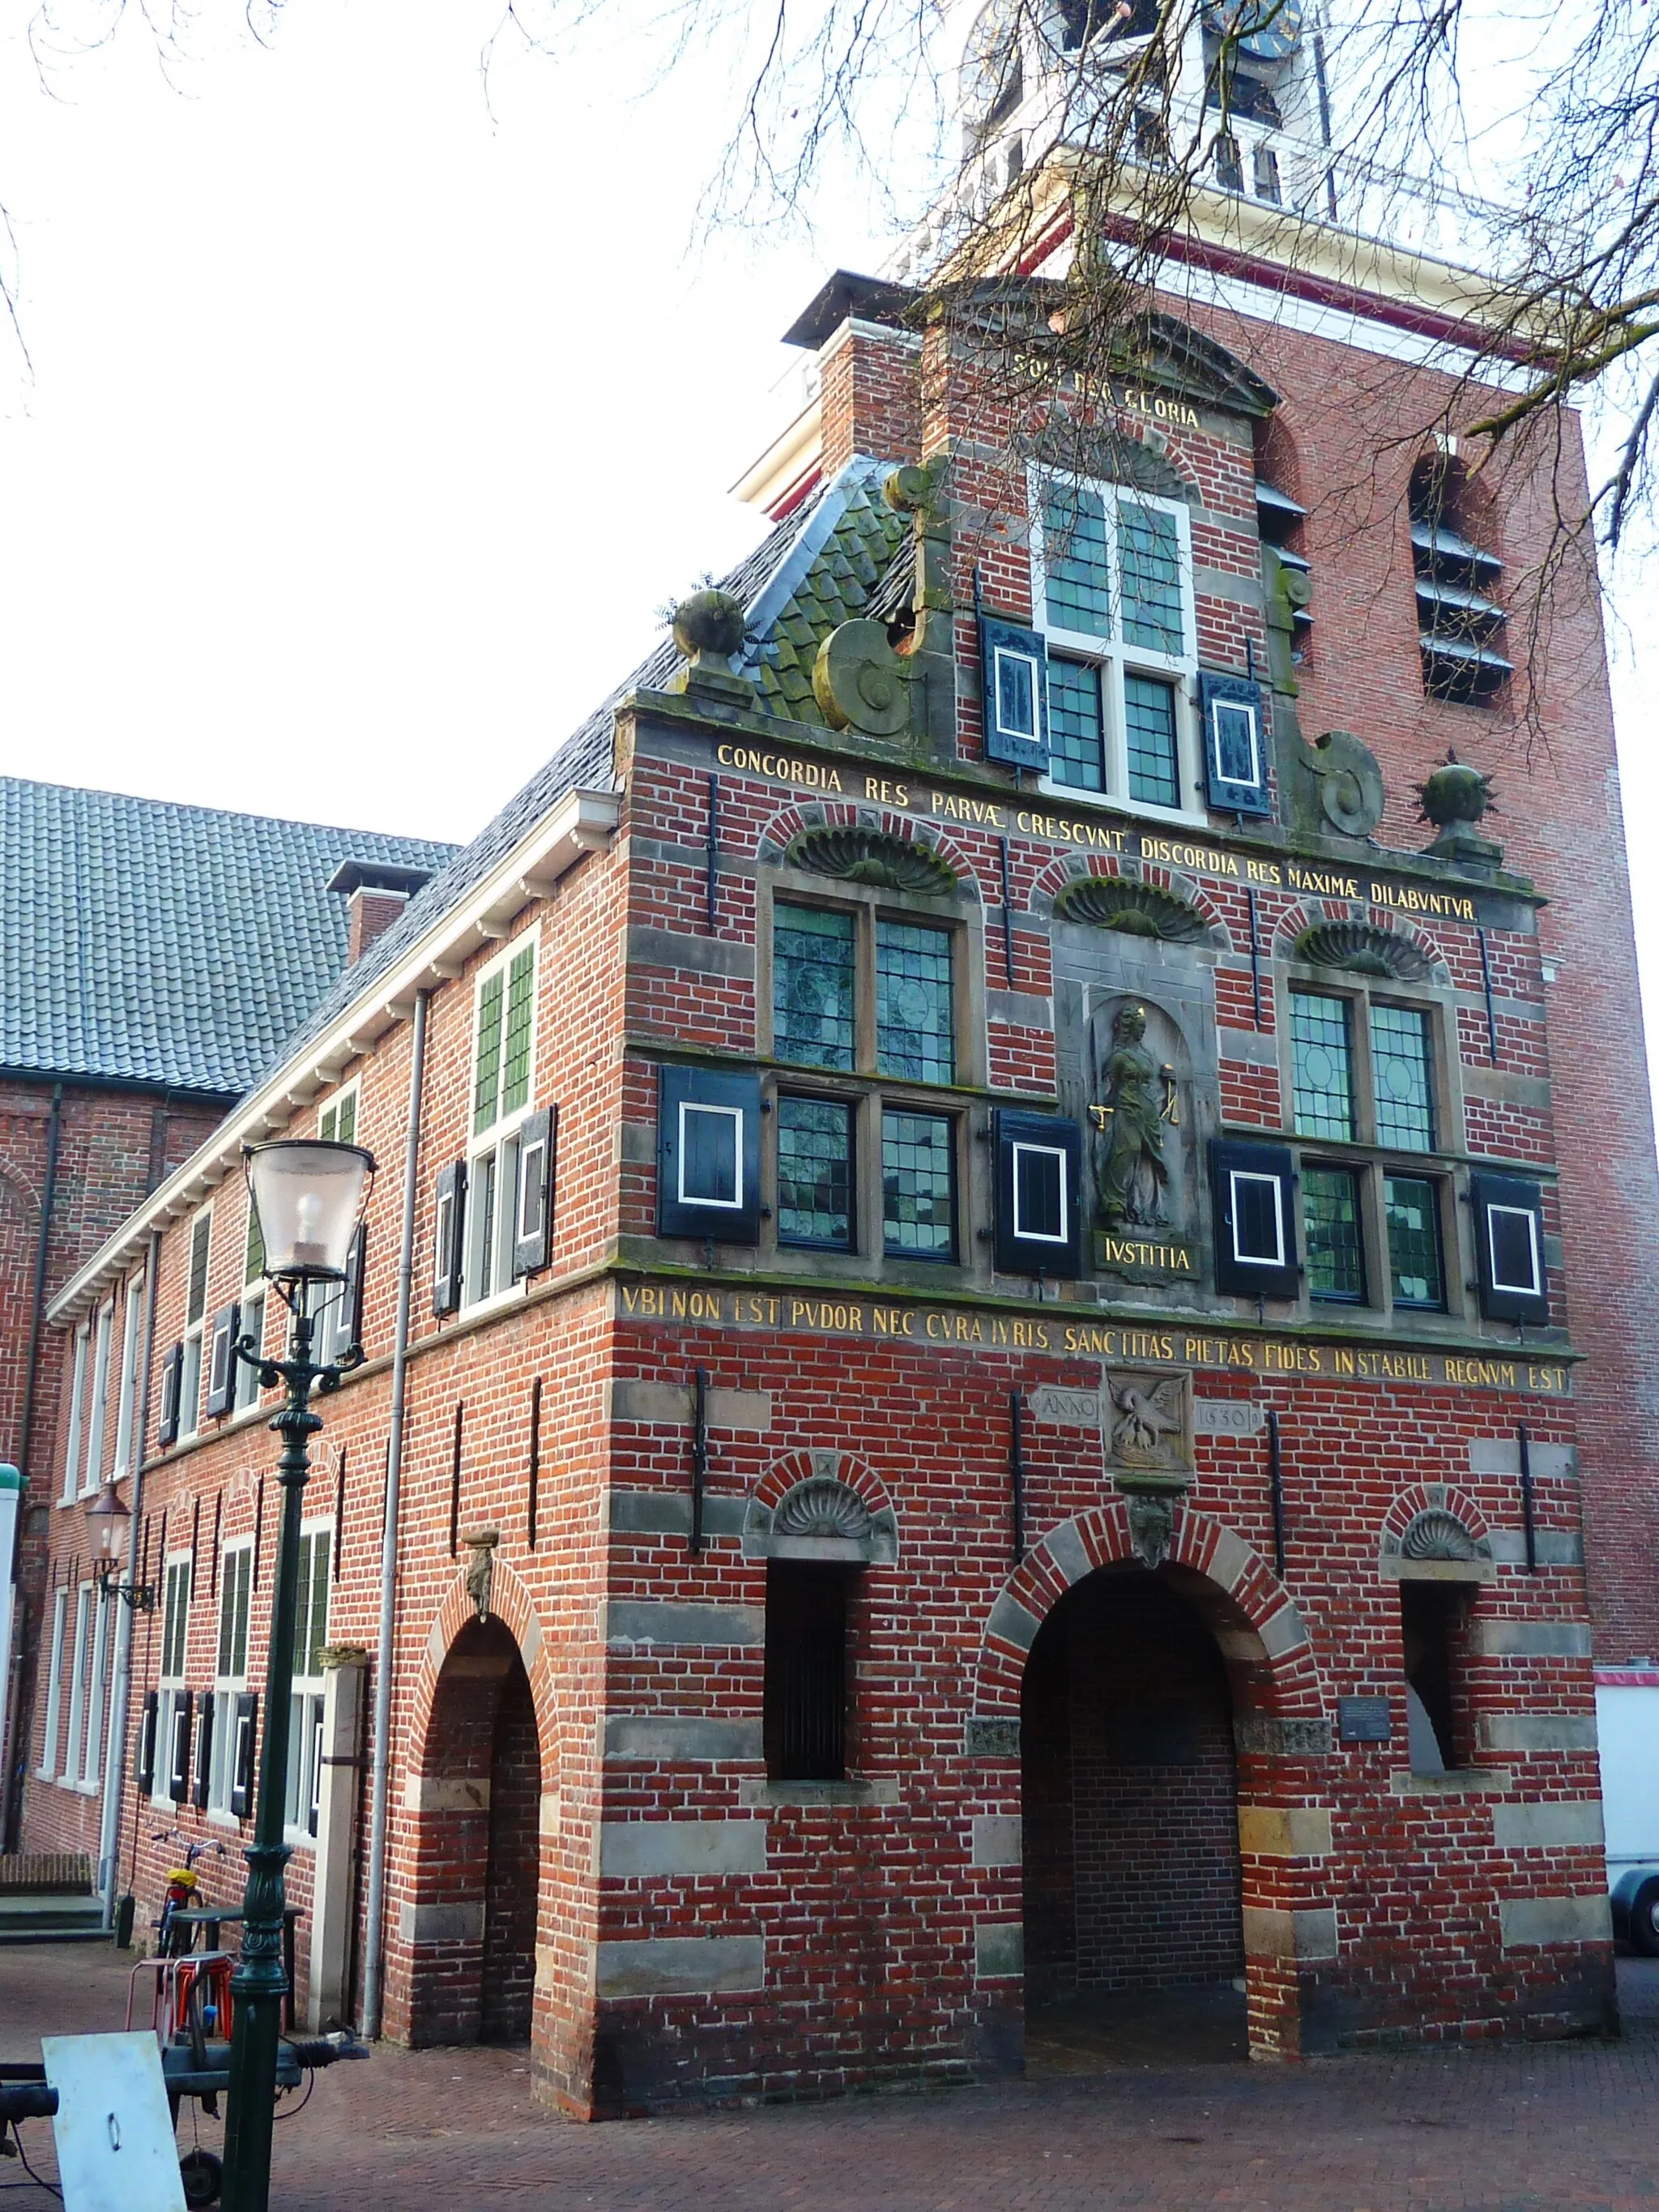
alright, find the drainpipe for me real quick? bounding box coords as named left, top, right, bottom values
left=361, top=988, right=429, bottom=2040
left=1, top=1083, right=63, bottom=1851
left=98, top=1229, right=162, bottom=1924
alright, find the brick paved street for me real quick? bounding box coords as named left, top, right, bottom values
left=3, top=1942, right=1656, bottom=2210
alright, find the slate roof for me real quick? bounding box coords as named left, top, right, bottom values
left=264, top=463, right=911, bottom=1086
left=0, top=779, right=457, bottom=1095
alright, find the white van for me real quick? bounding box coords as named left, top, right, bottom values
left=1597, top=1668, right=1659, bottom=1953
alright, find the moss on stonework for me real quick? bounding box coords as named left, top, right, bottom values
left=753, top=488, right=908, bottom=728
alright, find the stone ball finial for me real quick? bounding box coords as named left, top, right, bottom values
left=672, top=588, right=747, bottom=663
left=1416, top=749, right=1495, bottom=828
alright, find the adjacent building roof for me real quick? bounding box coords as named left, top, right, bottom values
left=0, top=777, right=457, bottom=1096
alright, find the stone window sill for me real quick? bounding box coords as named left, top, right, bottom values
left=1390, top=1767, right=1514, bottom=1796
left=739, top=1777, right=900, bottom=1808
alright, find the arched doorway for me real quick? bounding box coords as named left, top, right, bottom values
left=408, top=1615, right=542, bottom=2047
left=1022, top=1565, right=1246, bottom=2066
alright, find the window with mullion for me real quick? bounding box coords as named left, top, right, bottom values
left=875, top=922, right=954, bottom=1084
left=1290, top=993, right=1356, bottom=1142
left=1035, top=472, right=1195, bottom=812
left=1385, top=1174, right=1445, bottom=1309
left=1371, top=1006, right=1435, bottom=1151
left=472, top=942, right=535, bottom=1137
left=881, top=1110, right=956, bottom=1260
left=1302, top=1165, right=1366, bottom=1302
left=776, top=1096, right=855, bottom=1249
left=774, top=905, right=856, bottom=1070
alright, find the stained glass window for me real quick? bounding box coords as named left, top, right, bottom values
left=882, top=1111, right=955, bottom=1258
left=1290, top=993, right=1355, bottom=1141
left=774, top=905, right=856, bottom=1070
left=1371, top=1005, right=1435, bottom=1151
left=876, top=922, right=954, bottom=1084
left=1303, top=1166, right=1365, bottom=1301
left=1124, top=673, right=1180, bottom=806
left=1047, top=658, right=1105, bottom=791
left=776, top=1098, right=855, bottom=1249
left=1386, top=1175, right=1444, bottom=1308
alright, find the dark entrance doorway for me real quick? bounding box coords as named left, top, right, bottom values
left=410, top=1615, right=541, bottom=2048
left=1022, top=1567, right=1246, bottom=2067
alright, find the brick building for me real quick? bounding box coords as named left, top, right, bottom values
left=20, top=0, right=1659, bottom=2114
left=0, top=777, right=453, bottom=1861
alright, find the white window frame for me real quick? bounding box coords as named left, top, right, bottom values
left=81, top=1299, right=114, bottom=1498
left=60, top=1327, right=89, bottom=1505
left=36, top=1587, right=68, bottom=1779
left=234, top=1219, right=268, bottom=1416
left=1010, top=1139, right=1070, bottom=1246
left=1228, top=1168, right=1288, bottom=1270
left=463, top=937, right=539, bottom=1310
left=60, top=1582, right=91, bottom=1784
left=155, top=1552, right=194, bottom=1806
left=77, top=1586, right=109, bottom=1791
left=318, top=1080, right=360, bottom=1150
left=112, top=1271, right=147, bottom=1480
left=1028, top=467, right=1204, bottom=824
left=284, top=1522, right=332, bottom=1847
left=179, top=1208, right=214, bottom=1442
left=209, top=1541, right=255, bottom=1820
left=1486, top=1204, right=1542, bottom=1297
left=678, top=1101, right=745, bottom=1211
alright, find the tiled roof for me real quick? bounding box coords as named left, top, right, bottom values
left=0, top=779, right=457, bottom=1095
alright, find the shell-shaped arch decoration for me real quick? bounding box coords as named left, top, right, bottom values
left=1053, top=874, right=1209, bottom=942
left=783, top=824, right=957, bottom=896
left=1401, top=1509, right=1480, bottom=1561
left=812, top=618, right=911, bottom=737
left=744, top=1467, right=899, bottom=1565
left=1293, top=920, right=1435, bottom=981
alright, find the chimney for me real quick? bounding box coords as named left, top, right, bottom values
left=326, top=860, right=435, bottom=966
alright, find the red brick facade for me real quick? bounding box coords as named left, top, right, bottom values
left=19, top=238, right=1653, bottom=2112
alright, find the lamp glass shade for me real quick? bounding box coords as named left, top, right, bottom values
left=87, top=1481, right=130, bottom=1565
left=245, top=1140, right=374, bottom=1279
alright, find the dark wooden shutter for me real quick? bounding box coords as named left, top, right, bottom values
left=334, top=1222, right=367, bottom=1360
left=1469, top=1171, right=1549, bottom=1323
left=230, top=1693, right=258, bottom=1819
left=167, top=1693, right=194, bottom=1804
left=203, top=1303, right=241, bottom=1418
left=1199, top=672, right=1272, bottom=816
left=136, top=1689, right=159, bottom=1792
left=979, top=617, right=1050, bottom=771
left=432, top=1160, right=467, bottom=1317
left=512, top=1107, right=557, bottom=1279
left=156, top=1343, right=184, bottom=1449
left=1211, top=1138, right=1299, bottom=1298
left=992, top=1110, right=1082, bottom=1277
left=191, top=1691, right=215, bottom=1810
left=657, top=1065, right=762, bottom=1245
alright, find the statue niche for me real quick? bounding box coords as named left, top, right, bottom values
left=1082, top=993, right=1201, bottom=1285
left=1091, top=1002, right=1177, bottom=1230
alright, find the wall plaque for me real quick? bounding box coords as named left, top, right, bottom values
left=1026, top=1386, right=1102, bottom=1428
left=1194, top=1399, right=1265, bottom=1436
left=1338, top=1696, right=1392, bottom=1744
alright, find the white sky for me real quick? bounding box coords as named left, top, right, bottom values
left=0, top=0, right=1653, bottom=1108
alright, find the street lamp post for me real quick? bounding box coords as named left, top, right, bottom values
left=220, top=1138, right=373, bottom=2212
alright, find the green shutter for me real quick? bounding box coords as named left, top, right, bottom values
left=501, top=948, right=535, bottom=1117
left=336, top=1091, right=356, bottom=1148
left=245, top=1203, right=265, bottom=1285
left=473, top=971, right=505, bottom=1134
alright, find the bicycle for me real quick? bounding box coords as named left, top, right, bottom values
left=151, top=1829, right=228, bottom=1958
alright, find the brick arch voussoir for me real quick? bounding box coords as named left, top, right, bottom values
left=1383, top=1481, right=1491, bottom=1544
left=1026, top=852, right=1232, bottom=951
left=753, top=799, right=985, bottom=902
left=752, top=1448, right=893, bottom=1522
left=0, top=1151, right=43, bottom=1222
left=410, top=1556, right=557, bottom=1787
left=970, top=1501, right=1322, bottom=1719
left=1272, top=899, right=1450, bottom=984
